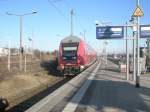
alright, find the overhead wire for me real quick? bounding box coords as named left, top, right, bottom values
left=47, top=0, right=66, bottom=19
left=47, top=0, right=86, bottom=38
left=63, top=0, right=86, bottom=36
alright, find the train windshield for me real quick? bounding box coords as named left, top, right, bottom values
left=62, top=43, right=78, bottom=60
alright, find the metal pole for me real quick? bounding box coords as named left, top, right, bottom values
left=20, top=16, right=23, bottom=71
left=32, top=31, right=34, bottom=58
left=71, top=9, right=74, bottom=36
left=104, top=41, right=108, bottom=65
left=8, top=40, right=10, bottom=72
left=136, top=0, right=140, bottom=87
left=6, top=11, right=37, bottom=72
left=24, top=45, right=26, bottom=72
left=126, top=22, right=129, bottom=80
left=133, top=27, right=136, bottom=81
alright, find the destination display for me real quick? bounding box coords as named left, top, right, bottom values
left=140, top=25, right=150, bottom=38
left=96, top=26, right=124, bottom=39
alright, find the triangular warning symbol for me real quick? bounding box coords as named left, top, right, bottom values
left=133, top=5, right=144, bottom=17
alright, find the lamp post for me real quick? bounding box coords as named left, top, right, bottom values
left=6, top=11, right=37, bottom=71
left=136, top=0, right=140, bottom=87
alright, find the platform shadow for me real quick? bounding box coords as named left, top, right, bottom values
left=74, top=79, right=150, bottom=112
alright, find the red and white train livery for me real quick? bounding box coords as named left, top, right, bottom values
left=57, top=35, right=97, bottom=75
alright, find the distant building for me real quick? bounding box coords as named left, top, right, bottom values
left=25, top=48, right=33, bottom=55
left=11, top=48, right=19, bottom=56
left=0, top=48, right=8, bottom=57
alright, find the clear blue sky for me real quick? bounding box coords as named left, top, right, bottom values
left=0, top=0, right=149, bottom=53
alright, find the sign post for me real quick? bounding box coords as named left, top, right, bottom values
left=132, top=0, right=144, bottom=88
left=133, top=24, right=136, bottom=81
left=126, top=22, right=129, bottom=81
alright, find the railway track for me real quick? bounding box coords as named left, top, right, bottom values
left=25, top=60, right=99, bottom=112
left=2, top=57, right=98, bottom=112
left=6, top=77, right=72, bottom=112
left=5, top=61, right=97, bottom=112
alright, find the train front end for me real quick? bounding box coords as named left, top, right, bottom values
left=57, top=36, right=82, bottom=75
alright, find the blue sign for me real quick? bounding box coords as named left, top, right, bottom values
left=140, top=25, right=150, bottom=38
left=96, top=26, right=124, bottom=39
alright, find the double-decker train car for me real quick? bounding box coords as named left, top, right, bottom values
left=57, top=35, right=97, bottom=75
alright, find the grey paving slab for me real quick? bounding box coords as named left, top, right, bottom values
left=75, top=60, right=150, bottom=112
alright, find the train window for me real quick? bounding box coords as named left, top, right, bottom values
left=62, top=43, right=78, bottom=60
left=62, top=43, right=78, bottom=47
left=62, top=43, right=79, bottom=52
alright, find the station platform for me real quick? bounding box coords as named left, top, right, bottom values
left=63, top=59, right=150, bottom=112
left=25, top=59, right=150, bottom=112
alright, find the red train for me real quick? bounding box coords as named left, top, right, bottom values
left=57, top=35, right=97, bottom=75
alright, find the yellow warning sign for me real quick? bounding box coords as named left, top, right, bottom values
left=133, top=5, right=144, bottom=17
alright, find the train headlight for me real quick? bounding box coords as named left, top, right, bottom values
left=80, top=65, right=84, bottom=69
